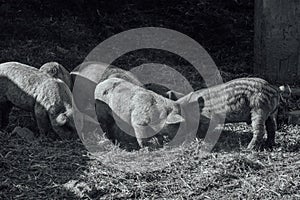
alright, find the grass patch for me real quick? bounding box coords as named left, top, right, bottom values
left=1, top=123, right=299, bottom=199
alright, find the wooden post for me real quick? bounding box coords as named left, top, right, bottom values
left=254, top=0, right=300, bottom=83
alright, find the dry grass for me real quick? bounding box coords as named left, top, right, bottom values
left=1, top=123, right=299, bottom=199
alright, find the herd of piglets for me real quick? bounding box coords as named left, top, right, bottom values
left=0, top=61, right=291, bottom=150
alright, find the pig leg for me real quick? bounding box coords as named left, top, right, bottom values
left=34, top=104, right=51, bottom=138
left=265, top=113, right=277, bottom=147
left=197, top=117, right=210, bottom=138
left=95, top=99, right=116, bottom=140
left=51, top=121, right=74, bottom=140
left=247, top=109, right=267, bottom=150
left=0, top=101, right=13, bottom=129
left=133, top=124, right=156, bottom=148
left=96, top=100, right=140, bottom=150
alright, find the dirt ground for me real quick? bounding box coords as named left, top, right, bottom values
left=0, top=0, right=299, bottom=199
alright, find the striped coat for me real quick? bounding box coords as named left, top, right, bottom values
left=177, top=78, right=290, bottom=149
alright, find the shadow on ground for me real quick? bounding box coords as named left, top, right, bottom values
left=0, top=131, right=89, bottom=199
left=212, top=128, right=253, bottom=152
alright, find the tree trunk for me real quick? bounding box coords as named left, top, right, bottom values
left=254, top=0, right=300, bottom=84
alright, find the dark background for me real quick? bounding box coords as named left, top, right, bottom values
left=0, top=0, right=253, bottom=82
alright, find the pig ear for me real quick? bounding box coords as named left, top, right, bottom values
left=166, top=113, right=185, bottom=124
left=166, top=90, right=185, bottom=100
left=166, top=91, right=177, bottom=100
left=56, top=113, right=67, bottom=126
left=176, top=92, right=193, bottom=105
left=279, top=84, right=291, bottom=98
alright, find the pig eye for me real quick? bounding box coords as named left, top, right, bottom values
left=103, top=89, right=109, bottom=95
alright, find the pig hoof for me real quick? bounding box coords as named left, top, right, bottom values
left=247, top=141, right=263, bottom=151
left=265, top=140, right=276, bottom=149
